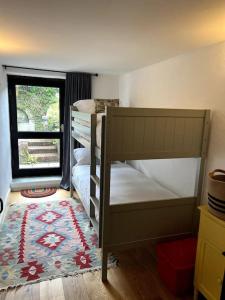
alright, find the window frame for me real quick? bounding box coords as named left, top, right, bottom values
left=8, top=75, right=65, bottom=178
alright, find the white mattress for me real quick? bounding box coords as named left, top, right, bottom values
left=72, top=162, right=179, bottom=219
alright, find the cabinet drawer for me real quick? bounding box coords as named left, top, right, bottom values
left=199, top=213, right=225, bottom=251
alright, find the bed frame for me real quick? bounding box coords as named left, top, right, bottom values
left=70, top=106, right=210, bottom=281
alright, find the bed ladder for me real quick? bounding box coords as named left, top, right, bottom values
left=90, top=115, right=105, bottom=248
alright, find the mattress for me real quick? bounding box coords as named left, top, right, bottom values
left=72, top=162, right=179, bottom=220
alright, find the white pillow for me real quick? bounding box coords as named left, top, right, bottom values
left=73, top=148, right=91, bottom=165
left=73, top=99, right=95, bottom=113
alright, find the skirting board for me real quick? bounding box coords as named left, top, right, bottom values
left=11, top=176, right=61, bottom=192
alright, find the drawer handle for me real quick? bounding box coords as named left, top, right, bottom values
left=223, top=252, right=225, bottom=256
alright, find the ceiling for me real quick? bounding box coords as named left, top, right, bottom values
left=1, top=0, right=225, bottom=74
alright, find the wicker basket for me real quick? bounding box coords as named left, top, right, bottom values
left=208, top=169, right=225, bottom=220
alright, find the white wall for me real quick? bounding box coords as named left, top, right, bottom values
left=92, top=74, right=119, bottom=98
left=119, top=41, right=225, bottom=202
left=0, top=67, right=12, bottom=206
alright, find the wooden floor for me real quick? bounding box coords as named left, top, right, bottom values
left=7, top=189, right=70, bottom=206
left=0, top=190, right=193, bottom=300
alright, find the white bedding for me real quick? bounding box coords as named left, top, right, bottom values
left=73, top=99, right=95, bottom=113
left=72, top=162, right=179, bottom=219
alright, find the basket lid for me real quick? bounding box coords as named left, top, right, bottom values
left=209, top=169, right=225, bottom=183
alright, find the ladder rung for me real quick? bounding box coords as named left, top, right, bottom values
left=90, top=217, right=99, bottom=234
left=90, top=196, right=100, bottom=210
left=95, top=147, right=101, bottom=159
left=91, top=175, right=100, bottom=186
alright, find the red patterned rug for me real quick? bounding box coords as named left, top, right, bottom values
left=21, top=188, right=57, bottom=198
left=0, top=199, right=116, bottom=290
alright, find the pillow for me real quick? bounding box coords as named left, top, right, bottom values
left=94, top=99, right=119, bottom=113
left=73, top=99, right=95, bottom=113
left=73, top=148, right=91, bottom=165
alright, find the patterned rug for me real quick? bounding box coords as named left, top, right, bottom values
left=21, top=188, right=57, bottom=198
left=0, top=199, right=116, bottom=290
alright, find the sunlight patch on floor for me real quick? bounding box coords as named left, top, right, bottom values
left=8, top=189, right=70, bottom=206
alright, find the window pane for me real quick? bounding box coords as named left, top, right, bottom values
left=18, top=139, right=60, bottom=169
left=16, top=85, right=60, bottom=132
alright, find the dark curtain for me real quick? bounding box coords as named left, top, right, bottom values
left=60, top=72, right=91, bottom=189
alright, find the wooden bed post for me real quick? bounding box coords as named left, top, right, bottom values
left=101, top=111, right=111, bottom=282
left=192, top=110, right=210, bottom=232
left=90, top=114, right=97, bottom=220
left=98, top=116, right=106, bottom=248
left=101, top=161, right=111, bottom=282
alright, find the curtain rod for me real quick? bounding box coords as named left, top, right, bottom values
left=3, top=65, right=98, bottom=77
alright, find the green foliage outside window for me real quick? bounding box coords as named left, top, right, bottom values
left=16, top=85, right=59, bottom=132
left=20, top=148, right=38, bottom=165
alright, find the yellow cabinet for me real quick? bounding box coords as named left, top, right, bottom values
left=194, top=206, right=225, bottom=300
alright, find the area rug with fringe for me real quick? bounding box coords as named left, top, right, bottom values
left=0, top=199, right=116, bottom=290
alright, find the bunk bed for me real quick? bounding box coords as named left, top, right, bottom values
left=70, top=105, right=210, bottom=281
